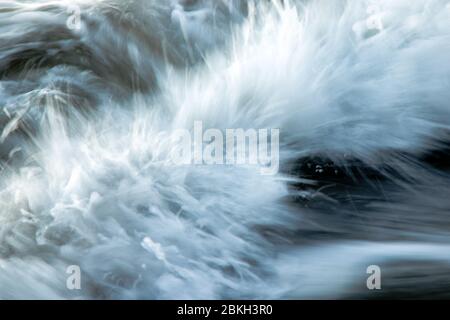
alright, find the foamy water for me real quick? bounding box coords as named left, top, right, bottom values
left=1, top=0, right=450, bottom=299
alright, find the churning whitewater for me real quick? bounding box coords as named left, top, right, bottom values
left=1, top=0, right=450, bottom=299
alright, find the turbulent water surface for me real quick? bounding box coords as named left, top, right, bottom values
left=1, top=0, right=450, bottom=299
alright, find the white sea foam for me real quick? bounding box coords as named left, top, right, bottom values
left=0, top=0, right=450, bottom=299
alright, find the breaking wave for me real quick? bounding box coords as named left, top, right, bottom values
left=1, top=0, right=450, bottom=299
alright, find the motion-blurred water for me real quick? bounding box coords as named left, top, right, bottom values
left=1, top=0, right=450, bottom=299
